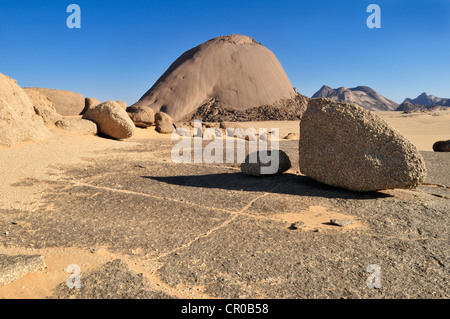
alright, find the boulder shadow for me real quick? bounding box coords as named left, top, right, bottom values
left=142, top=173, right=393, bottom=200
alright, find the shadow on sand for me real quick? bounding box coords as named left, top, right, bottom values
left=142, top=173, right=392, bottom=200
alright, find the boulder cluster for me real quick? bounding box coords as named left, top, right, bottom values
left=0, top=72, right=182, bottom=144
left=0, top=71, right=435, bottom=193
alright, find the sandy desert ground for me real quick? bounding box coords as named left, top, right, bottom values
left=0, top=111, right=449, bottom=299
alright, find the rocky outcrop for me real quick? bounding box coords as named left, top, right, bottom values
left=299, top=98, right=427, bottom=192
left=24, top=87, right=62, bottom=126
left=185, top=93, right=308, bottom=122
left=0, top=73, right=50, bottom=146
left=24, top=87, right=84, bottom=116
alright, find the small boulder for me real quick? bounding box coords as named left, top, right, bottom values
left=226, top=127, right=258, bottom=140
left=127, top=105, right=155, bottom=128
left=82, top=101, right=135, bottom=139
left=155, top=112, right=175, bottom=134
left=299, top=98, right=427, bottom=192
left=174, top=127, right=192, bottom=137
left=80, top=97, right=101, bottom=115
left=433, top=140, right=450, bottom=152
left=116, top=101, right=127, bottom=110
left=259, top=130, right=279, bottom=141
left=33, top=105, right=63, bottom=126
left=241, top=150, right=291, bottom=176
left=55, top=118, right=98, bottom=135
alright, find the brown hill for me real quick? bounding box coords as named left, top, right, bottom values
left=133, top=34, right=306, bottom=121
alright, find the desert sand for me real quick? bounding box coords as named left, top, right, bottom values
left=0, top=110, right=449, bottom=299
left=223, top=110, right=450, bottom=152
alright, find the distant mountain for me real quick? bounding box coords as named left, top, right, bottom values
left=395, top=101, right=449, bottom=113
left=312, top=85, right=398, bottom=111
left=403, top=92, right=450, bottom=107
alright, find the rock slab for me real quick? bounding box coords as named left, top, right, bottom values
left=0, top=254, right=46, bottom=287
left=299, top=98, right=427, bottom=192
left=55, top=118, right=98, bottom=135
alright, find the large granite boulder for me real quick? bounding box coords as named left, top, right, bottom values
left=299, top=98, right=427, bottom=192
left=82, top=101, right=135, bottom=139
left=127, top=105, right=155, bottom=128
left=0, top=73, right=50, bottom=146
left=155, top=112, right=175, bottom=134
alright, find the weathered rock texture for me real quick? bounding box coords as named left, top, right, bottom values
left=24, top=87, right=85, bottom=116
left=133, top=34, right=306, bottom=121
left=23, top=87, right=56, bottom=111
left=0, top=73, right=50, bottom=146
left=82, top=101, right=135, bottom=139
left=0, top=254, right=46, bottom=287
left=116, top=101, right=127, bottom=110
left=80, top=97, right=101, bottom=116
left=299, top=98, right=427, bottom=192
left=25, top=87, right=62, bottom=126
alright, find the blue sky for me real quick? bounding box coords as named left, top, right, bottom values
left=0, top=0, right=449, bottom=105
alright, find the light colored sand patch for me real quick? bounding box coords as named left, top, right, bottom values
left=128, top=126, right=173, bottom=140
left=0, top=247, right=112, bottom=299
left=375, top=111, right=450, bottom=151
left=0, top=130, right=140, bottom=211
left=224, top=121, right=299, bottom=140
left=274, top=205, right=367, bottom=231
left=0, top=245, right=211, bottom=299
